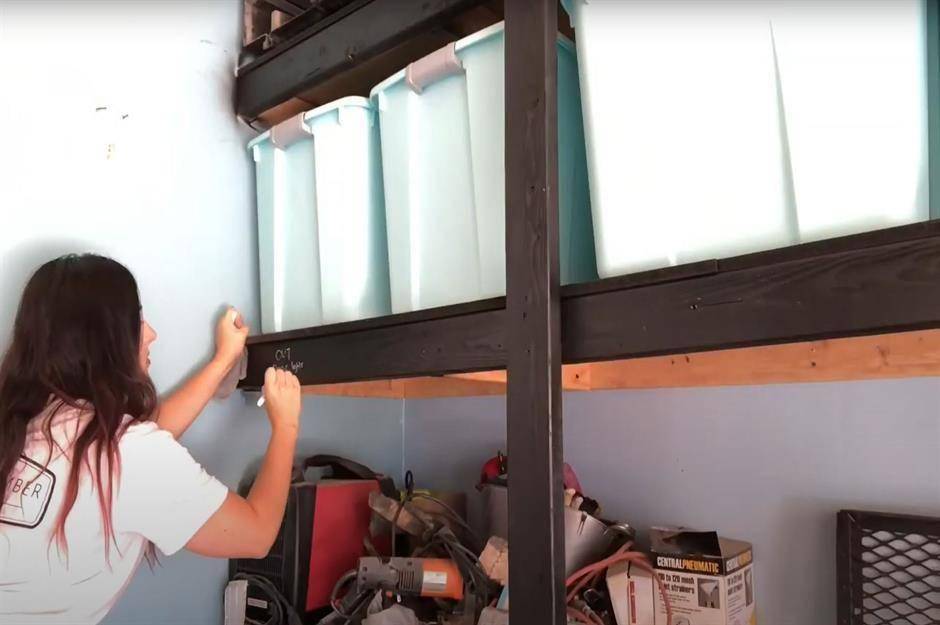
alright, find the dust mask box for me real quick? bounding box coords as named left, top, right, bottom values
left=650, top=528, right=756, bottom=625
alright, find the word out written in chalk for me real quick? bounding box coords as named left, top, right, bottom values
left=274, top=347, right=304, bottom=374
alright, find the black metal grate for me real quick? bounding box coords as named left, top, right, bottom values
left=838, top=510, right=940, bottom=625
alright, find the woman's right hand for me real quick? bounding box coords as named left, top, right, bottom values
left=188, top=366, right=302, bottom=560
left=262, top=367, right=301, bottom=434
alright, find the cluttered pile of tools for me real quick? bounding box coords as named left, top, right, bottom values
left=318, top=469, right=498, bottom=625
left=224, top=453, right=755, bottom=625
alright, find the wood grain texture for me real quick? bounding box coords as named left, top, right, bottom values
left=505, top=0, right=566, bottom=623
left=236, top=0, right=489, bottom=120
left=242, top=224, right=940, bottom=392
left=403, top=376, right=508, bottom=399
left=242, top=307, right=506, bottom=389
left=587, top=329, right=940, bottom=390
left=301, top=376, right=507, bottom=399
left=247, top=297, right=504, bottom=346
left=302, top=379, right=404, bottom=399
left=255, top=96, right=312, bottom=128
left=293, top=330, right=940, bottom=398
left=243, top=0, right=273, bottom=46
left=449, top=366, right=591, bottom=390
left=564, top=235, right=940, bottom=363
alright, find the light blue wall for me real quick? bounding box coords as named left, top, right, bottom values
left=6, top=4, right=940, bottom=625
left=404, top=378, right=940, bottom=625
left=107, top=398, right=403, bottom=625
left=0, top=2, right=404, bottom=624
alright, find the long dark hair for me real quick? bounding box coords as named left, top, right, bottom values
left=0, top=254, right=158, bottom=559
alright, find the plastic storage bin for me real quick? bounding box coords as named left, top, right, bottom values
left=370, top=22, right=596, bottom=314
left=250, top=96, right=390, bottom=333
left=769, top=0, right=929, bottom=241
left=564, top=0, right=798, bottom=277
left=564, top=0, right=930, bottom=278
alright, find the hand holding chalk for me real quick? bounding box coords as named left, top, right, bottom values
left=261, top=367, right=301, bottom=433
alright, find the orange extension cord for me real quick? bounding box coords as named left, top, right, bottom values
left=564, top=543, right=673, bottom=625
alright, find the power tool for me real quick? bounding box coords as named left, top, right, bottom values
left=356, top=557, right=464, bottom=601
left=317, top=557, right=468, bottom=625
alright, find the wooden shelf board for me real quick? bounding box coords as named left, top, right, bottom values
left=236, top=1, right=583, bottom=128
left=586, top=328, right=940, bottom=390
left=243, top=222, right=940, bottom=393
left=302, top=375, right=507, bottom=399
left=237, top=0, right=500, bottom=124
left=298, top=329, right=940, bottom=398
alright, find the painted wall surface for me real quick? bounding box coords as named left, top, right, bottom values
left=0, top=3, right=403, bottom=623
left=5, top=3, right=940, bottom=625
left=404, top=378, right=940, bottom=625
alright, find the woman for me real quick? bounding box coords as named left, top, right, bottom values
left=0, top=254, right=301, bottom=624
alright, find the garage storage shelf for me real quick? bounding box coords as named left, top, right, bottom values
left=235, top=2, right=940, bottom=624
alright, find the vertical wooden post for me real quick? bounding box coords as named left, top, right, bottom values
left=505, top=0, right=565, bottom=623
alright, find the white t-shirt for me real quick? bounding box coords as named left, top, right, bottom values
left=0, top=404, right=229, bottom=624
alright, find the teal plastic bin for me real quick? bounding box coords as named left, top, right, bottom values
left=564, top=0, right=929, bottom=278
left=250, top=96, right=390, bottom=333
left=370, top=22, right=596, bottom=314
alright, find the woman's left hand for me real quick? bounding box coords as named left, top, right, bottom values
left=214, top=307, right=250, bottom=370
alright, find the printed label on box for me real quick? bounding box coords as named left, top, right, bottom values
left=650, top=529, right=756, bottom=625
left=654, top=564, right=755, bottom=625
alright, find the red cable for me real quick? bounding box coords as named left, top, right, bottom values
left=565, top=548, right=674, bottom=625
left=566, top=543, right=632, bottom=601
left=566, top=606, right=604, bottom=625
left=566, top=607, right=593, bottom=624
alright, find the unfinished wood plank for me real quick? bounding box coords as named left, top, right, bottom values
left=448, top=370, right=508, bottom=383
left=588, top=329, right=940, bottom=390
left=294, top=31, right=453, bottom=111
left=302, top=376, right=506, bottom=399
left=243, top=0, right=273, bottom=46
left=562, top=364, right=592, bottom=390
left=255, top=97, right=315, bottom=128
left=271, top=10, right=292, bottom=31
left=403, top=376, right=507, bottom=399
left=302, top=379, right=404, bottom=399
left=449, top=366, right=592, bottom=390
left=298, top=330, right=940, bottom=398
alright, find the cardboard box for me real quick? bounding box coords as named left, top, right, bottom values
left=479, top=536, right=509, bottom=586
left=607, top=561, right=656, bottom=625
left=650, top=529, right=756, bottom=625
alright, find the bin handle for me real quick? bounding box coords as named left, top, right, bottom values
left=270, top=112, right=310, bottom=150
left=406, top=42, right=464, bottom=94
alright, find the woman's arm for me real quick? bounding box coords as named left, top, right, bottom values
left=157, top=307, right=249, bottom=439
left=186, top=367, right=301, bottom=558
